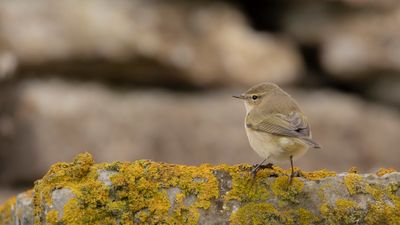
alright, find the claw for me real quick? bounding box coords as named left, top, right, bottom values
left=251, top=162, right=274, bottom=179
left=260, top=163, right=274, bottom=169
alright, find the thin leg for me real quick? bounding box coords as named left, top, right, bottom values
left=251, top=159, right=266, bottom=177
left=290, top=155, right=294, bottom=176
left=289, top=155, right=294, bottom=184
left=251, top=159, right=274, bottom=178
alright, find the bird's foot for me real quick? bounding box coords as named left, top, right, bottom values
left=251, top=163, right=274, bottom=178
left=288, top=170, right=302, bottom=184
left=292, top=170, right=301, bottom=178
left=259, top=163, right=274, bottom=170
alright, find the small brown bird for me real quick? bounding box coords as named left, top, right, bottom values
left=233, top=82, right=321, bottom=180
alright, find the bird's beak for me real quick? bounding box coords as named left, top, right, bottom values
left=232, top=94, right=246, bottom=99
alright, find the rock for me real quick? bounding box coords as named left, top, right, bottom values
left=0, top=189, right=19, bottom=205
left=49, top=189, right=75, bottom=219
left=365, top=75, right=400, bottom=107
left=293, top=89, right=400, bottom=172
left=283, top=1, right=400, bottom=78
left=14, top=192, right=33, bottom=225
left=1, top=79, right=400, bottom=185
left=0, top=52, right=17, bottom=80
left=1, top=153, right=400, bottom=224
left=0, top=191, right=34, bottom=225
left=0, top=0, right=302, bottom=86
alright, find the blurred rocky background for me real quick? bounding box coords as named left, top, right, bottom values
left=1, top=0, right=400, bottom=203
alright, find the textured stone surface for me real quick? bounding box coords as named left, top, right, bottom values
left=15, top=192, right=33, bottom=225
left=0, top=153, right=399, bottom=224
left=0, top=0, right=301, bottom=86
left=1, top=79, right=400, bottom=186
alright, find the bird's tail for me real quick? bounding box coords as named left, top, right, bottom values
left=301, top=137, right=322, bottom=149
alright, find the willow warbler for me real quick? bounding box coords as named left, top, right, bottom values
left=233, top=82, right=321, bottom=179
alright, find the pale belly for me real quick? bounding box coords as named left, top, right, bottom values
left=245, top=128, right=308, bottom=162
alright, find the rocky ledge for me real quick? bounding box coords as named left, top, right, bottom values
left=0, top=153, right=399, bottom=225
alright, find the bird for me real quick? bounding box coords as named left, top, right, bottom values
left=233, top=82, right=321, bottom=180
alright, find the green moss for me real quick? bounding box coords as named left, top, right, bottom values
left=320, top=199, right=363, bottom=225
left=230, top=203, right=288, bottom=225
left=271, top=176, right=304, bottom=204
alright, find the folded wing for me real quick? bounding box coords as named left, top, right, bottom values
left=246, top=111, right=321, bottom=148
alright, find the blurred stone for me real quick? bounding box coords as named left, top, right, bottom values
left=332, top=0, right=398, bottom=8
left=1, top=79, right=400, bottom=185
left=0, top=189, right=20, bottom=204
left=0, top=52, right=17, bottom=80
left=365, top=75, right=400, bottom=107
left=293, top=89, right=400, bottom=172
left=283, top=1, right=400, bottom=79
left=0, top=0, right=302, bottom=86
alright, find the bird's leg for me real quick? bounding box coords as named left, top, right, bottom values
left=288, top=155, right=302, bottom=184
left=251, top=159, right=266, bottom=178
left=251, top=159, right=274, bottom=178
left=251, top=159, right=266, bottom=177
left=289, top=155, right=294, bottom=184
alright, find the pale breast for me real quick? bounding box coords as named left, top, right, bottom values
left=245, top=128, right=277, bottom=159
left=245, top=128, right=309, bottom=162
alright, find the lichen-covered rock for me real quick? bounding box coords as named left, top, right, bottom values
left=0, top=191, right=33, bottom=225
left=1, top=153, right=400, bottom=224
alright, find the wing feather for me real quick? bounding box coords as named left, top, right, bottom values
left=246, top=111, right=320, bottom=148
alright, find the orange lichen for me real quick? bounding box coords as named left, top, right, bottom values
left=347, top=167, right=358, bottom=174
left=301, top=169, right=336, bottom=180
left=376, top=168, right=397, bottom=177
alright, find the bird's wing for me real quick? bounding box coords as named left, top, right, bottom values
left=246, top=111, right=309, bottom=137
left=246, top=111, right=320, bottom=148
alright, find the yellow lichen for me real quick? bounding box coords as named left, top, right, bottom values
left=0, top=196, right=16, bottom=225
left=364, top=201, right=400, bottom=225
left=320, top=199, right=362, bottom=225
left=292, top=208, right=320, bottom=225
left=221, top=164, right=270, bottom=202
left=2, top=154, right=398, bottom=224
left=301, top=169, right=336, bottom=180
left=344, top=173, right=364, bottom=195
left=347, top=167, right=358, bottom=174
left=31, top=153, right=221, bottom=225
left=376, top=168, right=397, bottom=177
left=46, top=210, right=59, bottom=225
left=271, top=176, right=304, bottom=204
left=230, top=203, right=287, bottom=225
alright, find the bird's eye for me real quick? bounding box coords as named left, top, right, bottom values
left=252, top=95, right=258, bottom=100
